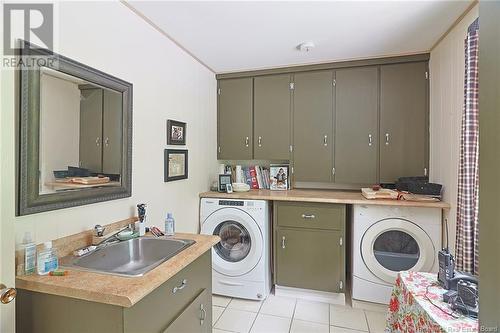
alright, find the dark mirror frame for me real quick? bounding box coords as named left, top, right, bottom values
left=17, top=41, right=133, bottom=215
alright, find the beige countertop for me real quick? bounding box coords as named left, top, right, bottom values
left=200, top=189, right=450, bottom=209
left=16, top=233, right=220, bottom=308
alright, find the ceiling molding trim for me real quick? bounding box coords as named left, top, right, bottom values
left=430, top=0, right=478, bottom=52
left=120, top=0, right=216, bottom=74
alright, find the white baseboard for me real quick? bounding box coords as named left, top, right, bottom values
left=274, top=285, right=345, bottom=305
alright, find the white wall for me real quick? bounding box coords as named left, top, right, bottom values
left=429, top=5, right=478, bottom=253
left=1, top=1, right=217, bottom=248
left=39, top=73, right=81, bottom=194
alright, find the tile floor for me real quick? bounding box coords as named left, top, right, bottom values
left=212, top=294, right=388, bottom=333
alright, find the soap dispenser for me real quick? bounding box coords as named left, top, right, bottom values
left=137, top=203, right=146, bottom=237
left=37, top=241, right=58, bottom=275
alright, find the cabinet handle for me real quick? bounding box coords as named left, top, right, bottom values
left=281, top=236, right=286, bottom=249
left=323, top=135, right=328, bottom=146
left=172, top=279, right=187, bottom=294
left=200, top=304, right=206, bottom=326
left=95, top=137, right=100, bottom=147
left=301, top=214, right=316, bottom=219
left=368, top=134, right=373, bottom=146
left=258, top=136, right=262, bottom=147
left=104, top=137, right=109, bottom=147
left=245, top=137, right=249, bottom=147
left=385, top=133, right=390, bottom=146
left=424, top=167, right=428, bottom=176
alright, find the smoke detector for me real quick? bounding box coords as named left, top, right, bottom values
left=297, top=41, right=315, bottom=52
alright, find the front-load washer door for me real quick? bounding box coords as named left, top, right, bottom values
left=202, top=208, right=263, bottom=277
left=361, top=218, right=436, bottom=284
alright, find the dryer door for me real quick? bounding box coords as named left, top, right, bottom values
left=202, top=208, right=263, bottom=277
left=361, top=218, right=436, bottom=284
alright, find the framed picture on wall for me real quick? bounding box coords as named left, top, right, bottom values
left=164, top=149, right=188, bottom=182
left=167, top=120, right=186, bottom=145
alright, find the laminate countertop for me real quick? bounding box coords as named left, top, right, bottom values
left=15, top=233, right=220, bottom=308
left=199, top=189, right=450, bottom=209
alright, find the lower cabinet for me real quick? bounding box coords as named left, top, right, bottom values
left=276, top=228, right=342, bottom=292
left=274, top=202, right=346, bottom=293
left=16, top=251, right=212, bottom=333
left=164, top=289, right=210, bottom=333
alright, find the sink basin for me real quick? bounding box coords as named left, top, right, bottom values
left=60, top=237, right=195, bottom=277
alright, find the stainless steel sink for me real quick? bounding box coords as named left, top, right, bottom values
left=60, top=237, right=195, bottom=277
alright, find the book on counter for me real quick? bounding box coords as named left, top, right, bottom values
left=223, top=164, right=288, bottom=190
left=243, top=165, right=271, bottom=190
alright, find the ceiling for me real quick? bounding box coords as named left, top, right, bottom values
left=128, top=1, right=472, bottom=73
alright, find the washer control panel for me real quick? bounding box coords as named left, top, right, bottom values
left=219, top=200, right=244, bottom=206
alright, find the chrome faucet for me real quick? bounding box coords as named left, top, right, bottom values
left=93, top=223, right=135, bottom=248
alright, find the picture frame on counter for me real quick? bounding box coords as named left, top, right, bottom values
left=167, top=119, right=186, bottom=145
left=164, top=149, right=188, bottom=182
left=218, top=174, right=232, bottom=192
left=270, top=164, right=289, bottom=191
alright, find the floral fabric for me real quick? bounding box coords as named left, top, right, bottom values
left=386, top=271, right=478, bottom=332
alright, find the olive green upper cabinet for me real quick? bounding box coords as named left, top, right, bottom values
left=293, top=71, right=334, bottom=182
left=103, top=89, right=123, bottom=174
left=334, top=67, right=379, bottom=184
left=254, top=74, right=292, bottom=160
left=217, top=78, right=253, bottom=160
left=380, top=62, right=429, bottom=183
left=79, top=88, right=103, bottom=172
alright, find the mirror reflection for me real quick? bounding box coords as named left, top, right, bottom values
left=39, top=66, right=123, bottom=194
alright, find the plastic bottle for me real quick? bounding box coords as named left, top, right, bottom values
left=165, top=213, right=175, bottom=237
left=37, top=241, right=58, bottom=275
left=17, top=232, right=36, bottom=276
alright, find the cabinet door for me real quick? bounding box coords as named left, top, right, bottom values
left=293, top=71, right=334, bottom=182
left=380, top=62, right=428, bottom=183
left=164, top=289, right=211, bottom=333
left=218, top=78, right=253, bottom=160
left=102, top=89, right=123, bottom=175
left=254, top=74, right=291, bottom=160
left=276, top=228, right=342, bottom=292
left=335, top=67, right=379, bottom=184
left=79, top=88, right=103, bottom=172
left=124, top=252, right=212, bottom=333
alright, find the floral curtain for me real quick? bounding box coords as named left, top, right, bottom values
left=455, top=18, right=480, bottom=275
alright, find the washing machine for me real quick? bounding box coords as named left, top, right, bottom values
left=200, top=198, right=271, bottom=300
left=352, top=205, right=441, bottom=304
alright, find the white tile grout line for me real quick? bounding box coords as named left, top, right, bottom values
left=212, top=297, right=231, bottom=328
left=288, top=298, right=298, bottom=333
left=329, top=303, right=331, bottom=330
left=247, top=309, right=259, bottom=333
left=363, top=310, right=371, bottom=333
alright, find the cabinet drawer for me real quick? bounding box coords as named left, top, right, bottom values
left=276, top=202, right=345, bottom=230
left=124, top=251, right=212, bottom=332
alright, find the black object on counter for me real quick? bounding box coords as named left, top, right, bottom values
left=396, top=176, right=442, bottom=197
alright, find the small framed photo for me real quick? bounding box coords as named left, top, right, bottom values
left=270, top=164, right=289, bottom=191
left=167, top=120, right=186, bottom=145
left=164, top=149, right=188, bottom=182
left=218, top=174, right=232, bottom=192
